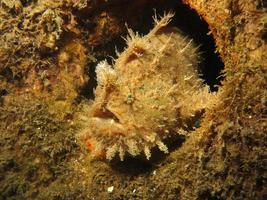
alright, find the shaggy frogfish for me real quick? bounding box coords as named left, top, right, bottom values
left=79, top=13, right=215, bottom=161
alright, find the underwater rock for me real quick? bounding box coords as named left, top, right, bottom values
left=79, top=13, right=215, bottom=161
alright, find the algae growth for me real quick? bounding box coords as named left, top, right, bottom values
left=0, top=0, right=266, bottom=200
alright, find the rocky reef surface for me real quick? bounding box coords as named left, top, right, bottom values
left=0, top=0, right=266, bottom=199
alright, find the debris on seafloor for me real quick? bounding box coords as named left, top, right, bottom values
left=107, top=186, right=114, bottom=193
left=78, top=13, right=217, bottom=161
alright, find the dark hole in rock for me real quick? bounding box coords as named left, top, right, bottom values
left=81, top=0, right=224, bottom=97
left=110, top=156, right=153, bottom=175
left=0, top=89, right=8, bottom=97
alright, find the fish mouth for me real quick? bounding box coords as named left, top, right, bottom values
left=89, top=117, right=127, bottom=137
left=90, top=107, right=128, bottom=137
left=92, top=107, right=121, bottom=122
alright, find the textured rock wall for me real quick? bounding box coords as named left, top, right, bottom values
left=0, top=0, right=266, bottom=199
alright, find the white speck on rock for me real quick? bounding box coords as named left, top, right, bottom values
left=107, top=186, right=114, bottom=193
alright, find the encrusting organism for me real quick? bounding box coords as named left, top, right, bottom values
left=79, top=13, right=216, bottom=161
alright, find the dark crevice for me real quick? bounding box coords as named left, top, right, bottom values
left=0, top=89, right=8, bottom=97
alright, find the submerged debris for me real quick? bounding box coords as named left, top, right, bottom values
left=79, top=13, right=216, bottom=161
left=107, top=186, right=114, bottom=193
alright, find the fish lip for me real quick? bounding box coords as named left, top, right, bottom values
left=89, top=117, right=127, bottom=137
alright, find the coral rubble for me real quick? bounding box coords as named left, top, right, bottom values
left=79, top=14, right=215, bottom=161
